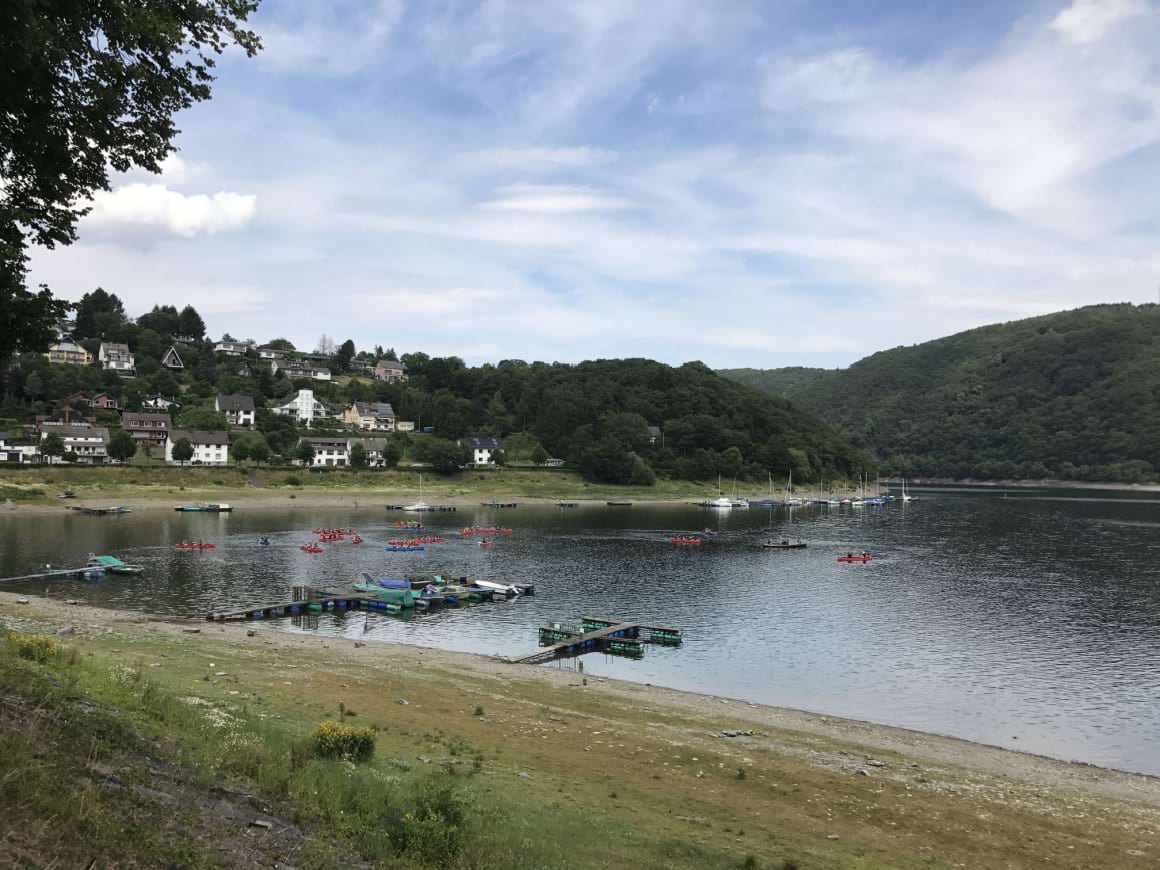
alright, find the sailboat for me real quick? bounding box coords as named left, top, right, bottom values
left=730, top=476, right=750, bottom=508
left=850, top=472, right=865, bottom=507
left=704, top=474, right=733, bottom=509
left=783, top=469, right=803, bottom=507
left=901, top=478, right=917, bottom=502
left=401, top=473, right=431, bottom=512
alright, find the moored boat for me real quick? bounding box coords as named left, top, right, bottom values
left=87, top=554, right=145, bottom=574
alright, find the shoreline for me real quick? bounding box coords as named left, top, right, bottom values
left=3, top=591, right=1157, bottom=804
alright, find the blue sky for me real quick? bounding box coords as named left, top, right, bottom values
left=28, top=0, right=1160, bottom=368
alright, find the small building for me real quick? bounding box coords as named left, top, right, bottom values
left=0, top=437, right=40, bottom=464
left=256, top=346, right=288, bottom=361
left=45, top=339, right=92, bottom=367
left=341, top=401, right=396, bottom=432
left=374, top=359, right=408, bottom=383
left=273, top=360, right=332, bottom=382
left=40, top=424, right=109, bottom=464
left=395, top=421, right=416, bottom=433
left=160, top=346, right=185, bottom=370
left=98, top=342, right=135, bottom=375
left=122, top=412, right=170, bottom=447
left=272, top=389, right=331, bottom=427
left=647, top=425, right=662, bottom=445
left=38, top=408, right=94, bottom=427
left=213, top=340, right=250, bottom=356
left=544, top=457, right=565, bottom=468
left=462, top=436, right=503, bottom=466
left=91, top=392, right=120, bottom=411
left=165, top=429, right=229, bottom=466
left=215, top=394, right=256, bottom=427
left=142, top=395, right=181, bottom=412
left=63, top=391, right=92, bottom=408
left=297, top=437, right=388, bottom=468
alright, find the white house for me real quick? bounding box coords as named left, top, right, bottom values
left=272, top=389, right=330, bottom=427
left=272, top=360, right=332, bottom=381
left=98, top=342, right=135, bottom=375
left=462, top=436, right=503, bottom=466
left=142, top=395, right=181, bottom=412
left=298, top=437, right=388, bottom=468
left=374, top=360, right=408, bottom=383
left=40, top=424, right=109, bottom=463
left=165, top=429, right=230, bottom=465
left=214, top=340, right=250, bottom=356
left=215, top=394, right=256, bottom=427
left=0, top=438, right=40, bottom=464
left=256, top=346, right=288, bottom=360
left=160, top=346, right=184, bottom=370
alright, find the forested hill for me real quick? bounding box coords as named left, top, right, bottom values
left=715, top=366, right=832, bottom=399
left=719, top=304, right=1160, bottom=483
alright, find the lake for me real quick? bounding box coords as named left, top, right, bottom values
left=2, top=487, right=1159, bottom=775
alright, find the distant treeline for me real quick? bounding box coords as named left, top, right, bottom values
left=720, top=303, right=1160, bottom=483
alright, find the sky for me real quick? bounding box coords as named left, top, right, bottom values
left=27, top=0, right=1160, bottom=369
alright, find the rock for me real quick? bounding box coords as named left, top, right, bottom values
left=246, top=630, right=257, bottom=637
left=866, top=759, right=886, bottom=768
left=215, top=672, right=227, bottom=676
left=417, top=756, right=431, bottom=764
left=516, top=771, right=530, bottom=779
left=354, top=641, right=365, bottom=648
left=855, top=769, right=870, bottom=776
left=65, top=599, right=82, bottom=606
left=826, top=834, right=840, bottom=841
left=182, top=628, right=201, bottom=634
left=248, top=819, right=273, bottom=830
left=396, top=698, right=409, bottom=705
left=15, top=598, right=30, bottom=605
left=445, top=759, right=464, bottom=766
left=56, top=626, right=76, bottom=636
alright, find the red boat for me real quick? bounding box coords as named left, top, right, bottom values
left=669, top=537, right=703, bottom=545
left=301, top=545, right=324, bottom=554
left=837, top=554, right=873, bottom=563
left=459, top=527, right=514, bottom=536
left=175, top=543, right=215, bottom=550
left=478, top=539, right=493, bottom=548
left=351, top=536, right=363, bottom=544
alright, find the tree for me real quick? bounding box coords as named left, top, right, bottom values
left=334, top=339, right=356, bottom=374
left=178, top=306, right=206, bottom=340
left=350, top=441, right=368, bottom=469
left=297, top=441, right=316, bottom=466
left=491, top=449, right=507, bottom=467
left=422, top=439, right=466, bottom=474
left=176, top=408, right=228, bottom=431
left=73, top=288, right=124, bottom=340
left=247, top=434, right=270, bottom=465
left=316, top=335, right=335, bottom=355
left=22, top=371, right=44, bottom=401
left=63, top=450, right=79, bottom=464
left=107, top=430, right=137, bottom=464
left=41, top=432, right=65, bottom=463
left=383, top=440, right=403, bottom=468
left=265, top=338, right=295, bottom=351
left=1, top=284, right=72, bottom=380
left=171, top=438, right=194, bottom=466
left=384, top=347, right=399, bottom=362
left=137, top=305, right=181, bottom=337
left=231, top=438, right=251, bottom=466
left=530, top=444, right=549, bottom=466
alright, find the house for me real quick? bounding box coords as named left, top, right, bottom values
left=462, top=436, right=503, bottom=466
left=544, top=457, right=565, bottom=468
left=256, top=346, right=288, bottom=361
left=63, top=391, right=92, bottom=408
left=236, top=361, right=253, bottom=378
left=374, top=360, right=408, bottom=383
left=45, top=339, right=92, bottom=367
left=39, top=408, right=94, bottom=427
left=142, top=395, right=181, bottom=412
left=647, top=425, right=662, bottom=445
left=213, top=340, right=250, bottom=356
left=160, top=346, right=185, bottom=370
left=341, top=401, right=396, bottom=432
left=395, top=421, right=416, bottom=433
left=215, top=394, right=256, bottom=427
left=165, top=429, right=229, bottom=465
left=272, top=360, right=332, bottom=382
left=122, top=412, right=170, bottom=447
left=98, top=342, right=135, bottom=375
left=297, top=437, right=388, bottom=468
left=54, top=317, right=77, bottom=339
left=39, top=424, right=109, bottom=463
left=91, top=392, right=120, bottom=411
left=0, top=437, right=40, bottom=464
left=272, top=389, right=331, bottom=427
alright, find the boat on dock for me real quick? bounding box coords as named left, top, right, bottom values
left=669, top=536, right=703, bottom=545
left=87, top=554, right=145, bottom=575
left=557, top=501, right=578, bottom=508
left=481, top=501, right=517, bottom=508
left=606, top=500, right=632, bottom=507
left=174, top=503, right=232, bottom=513
left=66, top=505, right=131, bottom=515
left=385, top=545, right=424, bottom=552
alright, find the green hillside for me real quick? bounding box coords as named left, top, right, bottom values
left=719, top=304, right=1160, bottom=483
left=714, top=365, right=833, bottom=399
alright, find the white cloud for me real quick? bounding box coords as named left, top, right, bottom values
left=257, top=0, right=404, bottom=72
left=469, top=147, right=619, bottom=169
left=86, top=184, right=257, bottom=237
left=478, top=184, right=633, bottom=213
left=1050, top=0, right=1150, bottom=44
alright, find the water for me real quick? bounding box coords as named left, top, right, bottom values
left=2, top=488, right=1159, bottom=774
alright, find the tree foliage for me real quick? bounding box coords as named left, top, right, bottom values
left=107, top=429, right=137, bottom=463
left=722, top=304, right=1160, bottom=482
left=349, top=441, right=368, bottom=469
left=171, top=438, right=193, bottom=466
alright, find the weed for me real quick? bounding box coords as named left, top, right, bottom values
left=11, top=633, right=62, bottom=663
left=284, top=474, right=302, bottom=486
left=736, top=767, right=747, bottom=781
left=781, top=861, right=800, bottom=870
left=474, top=705, right=485, bottom=717
left=312, top=720, right=376, bottom=762
left=742, top=856, right=758, bottom=870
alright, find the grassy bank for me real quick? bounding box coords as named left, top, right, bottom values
left=1, top=595, right=1157, bottom=869
left=0, top=465, right=739, bottom=507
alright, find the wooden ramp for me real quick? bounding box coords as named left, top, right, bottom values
left=509, top=622, right=639, bottom=665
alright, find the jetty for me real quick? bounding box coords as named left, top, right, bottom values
left=0, top=565, right=106, bottom=584
left=480, top=501, right=517, bottom=508
left=384, top=504, right=457, bottom=512
left=64, top=505, right=131, bottom=516
left=510, top=616, right=682, bottom=665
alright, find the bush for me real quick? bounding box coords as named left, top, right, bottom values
left=312, top=720, right=376, bottom=761
left=284, top=474, right=302, bottom=486
left=389, top=778, right=473, bottom=867
left=12, top=633, right=62, bottom=663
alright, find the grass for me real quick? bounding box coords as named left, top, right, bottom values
left=2, top=605, right=1157, bottom=869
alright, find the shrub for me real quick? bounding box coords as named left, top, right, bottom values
left=312, top=720, right=376, bottom=761
left=284, top=474, right=302, bottom=486
left=389, top=778, right=473, bottom=867
left=12, top=634, right=61, bottom=663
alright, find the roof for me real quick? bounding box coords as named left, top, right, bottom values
left=100, top=342, right=131, bottom=354
left=302, top=436, right=350, bottom=448
left=354, top=438, right=387, bottom=451
left=216, top=394, right=256, bottom=412
left=51, top=340, right=86, bottom=352
left=464, top=436, right=503, bottom=450
left=647, top=425, right=662, bottom=437
left=43, top=425, right=109, bottom=439
left=354, top=401, right=395, bottom=417
left=168, top=429, right=230, bottom=446
left=376, top=359, right=404, bottom=370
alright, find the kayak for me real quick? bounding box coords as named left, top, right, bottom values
left=175, top=543, right=215, bottom=550
left=838, top=555, right=873, bottom=562
left=669, top=537, right=702, bottom=545
left=385, top=545, right=424, bottom=552
left=301, top=545, right=324, bottom=553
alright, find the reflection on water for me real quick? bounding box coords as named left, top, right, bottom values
left=2, top=489, right=1159, bottom=774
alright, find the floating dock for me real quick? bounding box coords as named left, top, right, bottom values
left=384, top=505, right=458, bottom=512
left=481, top=501, right=518, bottom=508
left=64, top=506, right=131, bottom=516
left=0, top=566, right=106, bottom=584
left=510, top=616, right=682, bottom=665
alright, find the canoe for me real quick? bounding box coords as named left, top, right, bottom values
left=763, top=542, right=807, bottom=550
left=175, top=543, right=215, bottom=550
left=837, top=555, right=873, bottom=562
left=385, top=545, right=424, bottom=552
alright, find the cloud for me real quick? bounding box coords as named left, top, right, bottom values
left=257, top=0, right=404, bottom=72
left=86, top=184, right=257, bottom=237
left=478, top=184, right=634, bottom=213
left=469, top=147, right=619, bottom=169
left=1050, top=0, right=1150, bottom=44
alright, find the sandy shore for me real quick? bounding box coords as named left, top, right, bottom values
left=3, top=591, right=1157, bottom=808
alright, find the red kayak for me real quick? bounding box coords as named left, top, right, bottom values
left=175, top=543, right=215, bottom=550
left=669, top=537, right=703, bottom=545
left=301, top=545, right=324, bottom=554
left=838, top=554, right=873, bottom=563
